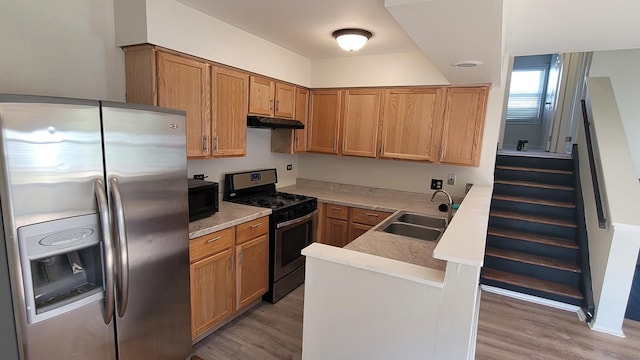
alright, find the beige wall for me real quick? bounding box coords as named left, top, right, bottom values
left=0, top=0, right=125, bottom=101
left=589, top=49, right=640, bottom=179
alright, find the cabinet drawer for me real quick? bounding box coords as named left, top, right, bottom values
left=350, top=207, right=392, bottom=226
left=325, top=204, right=349, bottom=220
left=236, top=216, right=269, bottom=244
left=190, top=227, right=235, bottom=263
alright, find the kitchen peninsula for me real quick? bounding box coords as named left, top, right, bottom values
left=281, top=179, right=492, bottom=360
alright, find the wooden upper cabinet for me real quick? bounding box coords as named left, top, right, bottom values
left=380, top=88, right=444, bottom=161
left=308, top=89, right=342, bottom=154
left=293, top=87, right=309, bottom=153
left=248, top=76, right=274, bottom=116
left=157, top=52, right=211, bottom=158
left=341, top=89, right=382, bottom=157
left=212, top=66, right=249, bottom=157
left=275, top=82, right=295, bottom=118
left=439, top=86, right=489, bottom=166
left=249, top=76, right=295, bottom=118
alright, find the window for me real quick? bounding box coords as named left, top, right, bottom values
left=506, top=66, right=547, bottom=123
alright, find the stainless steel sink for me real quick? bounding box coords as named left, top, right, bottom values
left=381, top=222, right=443, bottom=241
left=397, top=213, right=448, bottom=229
left=375, top=211, right=448, bottom=242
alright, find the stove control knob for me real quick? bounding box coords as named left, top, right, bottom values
left=287, top=210, right=295, bottom=220
left=304, top=204, right=313, bottom=212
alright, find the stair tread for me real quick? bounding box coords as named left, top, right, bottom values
left=487, top=227, right=579, bottom=249
left=492, top=194, right=575, bottom=208
left=485, top=247, right=582, bottom=273
left=482, top=268, right=584, bottom=300
left=496, top=165, right=573, bottom=175
left=491, top=210, right=577, bottom=228
left=494, top=179, right=574, bottom=191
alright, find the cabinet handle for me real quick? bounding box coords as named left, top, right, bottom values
left=330, top=207, right=342, bottom=211
left=295, top=136, right=299, bottom=149
left=380, top=142, right=385, bottom=155
left=250, top=223, right=262, bottom=229
left=333, top=139, right=337, bottom=152
left=215, top=136, right=219, bottom=152
left=365, top=213, right=379, bottom=217
left=203, top=136, right=209, bottom=152
left=270, top=99, right=274, bottom=111
left=229, top=255, right=234, bottom=270
left=342, top=140, right=345, bottom=153
left=440, top=145, right=444, bottom=161
left=276, top=100, right=281, bottom=112
left=239, top=251, right=244, bottom=265
left=205, top=236, right=222, bottom=244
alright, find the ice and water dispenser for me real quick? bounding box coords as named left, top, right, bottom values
left=18, top=214, right=105, bottom=323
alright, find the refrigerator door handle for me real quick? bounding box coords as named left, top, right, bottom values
left=110, top=177, right=130, bottom=318
left=95, top=179, right=115, bottom=325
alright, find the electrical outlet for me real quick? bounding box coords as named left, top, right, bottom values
left=447, top=174, right=456, bottom=185
left=465, top=183, right=473, bottom=194
left=286, top=164, right=293, bottom=171
left=430, top=179, right=443, bottom=190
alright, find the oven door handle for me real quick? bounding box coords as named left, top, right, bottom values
left=276, top=209, right=318, bottom=229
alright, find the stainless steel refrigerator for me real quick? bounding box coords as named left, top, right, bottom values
left=0, top=95, right=192, bottom=359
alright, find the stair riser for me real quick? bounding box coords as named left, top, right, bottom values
left=489, top=217, right=576, bottom=240
left=490, top=199, right=575, bottom=221
left=487, top=235, right=578, bottom=262
left=496, top=155, right=572, bottom=171
left=495, top=168, right=573, bottom=187
left=480, top=278, right=582, bottom=306
left=493, top=183, right=574, bottom=203
left=484, top=256, right=581, bottom=288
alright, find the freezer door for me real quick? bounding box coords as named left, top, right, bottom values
left=0, top=95, right=116, bottom=360
left=101, top=102, right=191, bottom=360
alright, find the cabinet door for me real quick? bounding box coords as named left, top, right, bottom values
left=439, top=87, right=489, bottom=166
left=323, top=218, right=349, bottom=247
left=157, top=52, right=211, bottom=158
left=294, top=87, right=309, bottom=153
left=249, top=76, right=274, bottom=116
left=236, top=235, right=269, bottom=310
left=348, top=222, right=372, bottom=244
left=380, top=88, right=444, bottom=161
left=275, top=82, right=295, bottom=118
left=341, top=89, right=382, bottom=158
left=308, top=89, right=342, bottom=154
left=212, top=66, right=248, bottom=157
left=190, top=247, right=234, bottom=340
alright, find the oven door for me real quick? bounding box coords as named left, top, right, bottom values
left=274, top=210, right=318, bottom=281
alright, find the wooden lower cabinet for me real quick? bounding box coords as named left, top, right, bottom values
left=324, top=218, right=349, bottom=247
left=320, top=203, right=391, bottom=247
left=190, top=247, right=234, bottom=340
left=189, top=216, right=269, bottom=342
left=236, top=234, right=269, bottom=309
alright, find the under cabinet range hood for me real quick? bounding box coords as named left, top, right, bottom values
left=247, top=115, right=304, bottom=129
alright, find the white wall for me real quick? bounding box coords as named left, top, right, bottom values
left=589, top=49, right=640, bottom=179
left=311, top=52, right=449, bottom=88
left=187, top=129, right=299, bottom=187
left=115, top=0, right=312, bottom=87
left=0, top=0, right=125, bottom=101
left=581, top=78, right=640, bottom=336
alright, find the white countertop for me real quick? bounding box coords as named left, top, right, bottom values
left=188, top=202, right=272, bottom=239
left=281, top=179, right=491, bottom=268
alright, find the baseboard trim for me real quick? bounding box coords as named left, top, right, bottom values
left=588, top=321, right=626, bottom=338
left=481, top=284, right=581, bottom=313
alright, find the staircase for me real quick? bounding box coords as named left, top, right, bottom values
left=481, top=153, right=592, bottom=313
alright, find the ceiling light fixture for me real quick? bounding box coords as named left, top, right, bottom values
left=332, top=28, right=373, bottom=52
left=451, top=60, right=484, bottom=68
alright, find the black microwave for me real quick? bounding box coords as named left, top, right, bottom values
left=188, top=179, right=219, bottom=222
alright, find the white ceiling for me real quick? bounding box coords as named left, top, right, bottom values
left=176, top=0, right=640, bottom=85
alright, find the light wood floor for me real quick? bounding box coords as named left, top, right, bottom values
left=193, top=286, right=640, bottom=359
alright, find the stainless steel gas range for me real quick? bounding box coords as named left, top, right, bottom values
left=223, top=169, right=317, bottom=303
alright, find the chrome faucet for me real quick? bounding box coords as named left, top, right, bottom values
left=431, top=189, right=453, bottom=222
